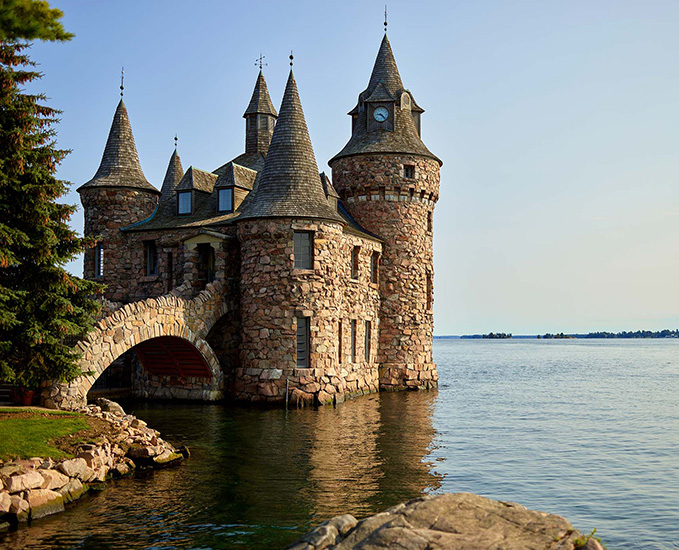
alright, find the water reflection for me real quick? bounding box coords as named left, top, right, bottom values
left=0, top=391, right=442, bottom=549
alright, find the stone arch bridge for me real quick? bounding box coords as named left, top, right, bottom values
left=41, top=281, right=230, bottom=410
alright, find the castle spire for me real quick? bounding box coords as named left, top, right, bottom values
left=243, top=70, right=277, bottom=118
left=366, top=33, right=404, bottom=97
left=237, top=69, right=343, bottom=223
left=77, top=99, right=158, bottom=193
left=159, top=147, right=184, bottom=200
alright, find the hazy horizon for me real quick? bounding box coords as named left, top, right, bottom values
left=28, top=0, right=678, bottom=335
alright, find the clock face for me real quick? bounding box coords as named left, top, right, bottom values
left=373, top=106, right=389, bottom=122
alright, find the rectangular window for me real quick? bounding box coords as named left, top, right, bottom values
left=351, top=320, right=357, bottom=363
left=145, top=241, right=158, bottom=276
left=370, top=252, right=379, bottom=283
left=177, top=191, right=192, bottom=215
left=351, top=246, right=360, bottom=279
left=404, top=164, right=415, bottom=179
left=218, top=188, right=234, bottom=213
left=338, top=320, right=343, bottom=364
left=427, top=273, right=433, bottom=311
left=94, top=243, right=104, bottom=278
left=364, top=320, right=371, bottom=362
left=258, top=115, right=269, bottom=130
left=296, top=316, right=310, bottom=368
left=293, top=231, right=313, bottom=269
left=427, top=211, right=433, bottom=232
left=197, top=243, right=215, bottom=284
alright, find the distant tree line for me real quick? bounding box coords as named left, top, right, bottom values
left=541, top=330, right=679, bottom=339
left=461, top=333, right=512, bottom=339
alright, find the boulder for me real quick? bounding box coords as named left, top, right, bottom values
left=57, top=458, right=89, bottom=479
left=0, top=491, right=10, bottom=513
left=287, top=493, right=592, bottom=550
left=26, top=489, right=65, bottom=519
left=4, top=470, right=44, bottom=493
left=39, top=469, right=70, bottom=490
left=56, top=478, right=84, bottom=504
left=8, top=494, right=29, bottom=522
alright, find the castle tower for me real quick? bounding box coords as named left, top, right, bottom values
left=243, top=70, right=278, bottom=155
left=329, top=34, right=442, bottom=390
left=77, top=99, right=160, bottom=299
left=236, top=69, right=345, bottom=404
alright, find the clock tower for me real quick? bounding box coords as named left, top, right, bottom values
left=330, top=33, right=442, bottom=391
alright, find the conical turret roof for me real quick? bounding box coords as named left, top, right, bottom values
left=237, top=70, right=343, bottom=223
left=330, top=34, right=441, bottom=165
left=78, top=99, right=159, bottom=194
left=243, top=70, right=278, bottom=117
left=159, top=149, right=184, bottom=200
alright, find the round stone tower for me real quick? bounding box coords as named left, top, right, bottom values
left=77, top=99, right=160, bottom=299
left=329, top=34, right=442, bottom=390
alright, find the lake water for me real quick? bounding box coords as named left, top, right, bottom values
left=1, top=338, right=678, bottom=549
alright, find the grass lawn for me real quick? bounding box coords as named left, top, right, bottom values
left=0, top=408, right=91, bottom=461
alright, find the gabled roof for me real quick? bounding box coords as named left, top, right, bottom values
left=176, top=167, right=218, bottom=194
left=215, top=162, right=257, bottom=190
left=330, top=34, right=441, bottom=165
left=159, top=149, right=184, bottom=200
left=243, top=70, right=278, bottom=118
left=237, top=70, right=343, bottom=223
left=78, top=99, right=159, bottom=194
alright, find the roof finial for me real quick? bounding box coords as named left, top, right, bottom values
left=384, top=5, right=388, bottom=33
left=289, top=50, right=294, bottom=67
left=174, top=134, right=178, bottom=150
left=120, top=66, right=124, bottom=97
left=256, top=53, right=267, bottom=70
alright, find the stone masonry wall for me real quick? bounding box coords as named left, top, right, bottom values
left=331, top=154, right=440, bottom=390
left=236, top=218, right=381, bottom=405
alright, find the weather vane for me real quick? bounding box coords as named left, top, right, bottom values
left=174, top=134, right=178, bottom=150
left=255, top=54, right=267, bottom=70
left=289, top=50, right=294, bottom=67
left=384, top=5, right=388, bottom=32
left=120, top=67, right=124, bottom=97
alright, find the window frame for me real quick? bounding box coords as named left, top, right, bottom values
left=364, top=320, right=371, bottom=362
left=177, top=191, right=192, bottom=215
left=94, top=243, right=104, bottom=278
left=293, top=231, right=314, bottom=270
left=403, top=164, right=415, bottom=179
left=296, top=316, right=310, bottom=368
left=144, top=241, right=158, bottom=276
left=218, top=188, right=234, bottom=213
left=351, top=246, right=360, bottom=279
left=370, top=252, right=379, bottom=283
left=350, top=319, right=357, bottom=363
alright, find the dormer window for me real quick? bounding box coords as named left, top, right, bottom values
left=218, top=188, right=234, bottom=213
left=177, top=191, right=192, bottom=215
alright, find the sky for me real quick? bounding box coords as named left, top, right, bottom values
left=26, top=0, right=679, bottom=336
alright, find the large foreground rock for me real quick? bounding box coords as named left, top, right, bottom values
left=288, top=493, right=604, bottom=550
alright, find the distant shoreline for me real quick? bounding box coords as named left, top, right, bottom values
left=435, top=329, right=679, bottom=340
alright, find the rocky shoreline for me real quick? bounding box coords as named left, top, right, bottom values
left=287, top=493, right=605, bottom=550
left=0, top=399, right=186, bottom=531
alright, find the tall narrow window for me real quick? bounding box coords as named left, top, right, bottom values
left=144, top=241, right=158, bottom=276
left=166, top=252, right=174, bottom=292
left=338, top=320, right=343, bottom=364
left=94, top=243, right=104, bottom=278
left=218, top=188, right=234, bottom=213
left=296, top=316, right=310, bottom=368
left=426, top=273, right=433, bottom=311
left=293, top=231, right=313, bottom=269
left=427, top=211, right=433, bottom=232
left=351, top=320, right=357, bottom=363
left=370, top=252, right=379, bottom=283
left=197, top=244, right=215, bottom=284
left=404, top=164, right=415, bottom=179
left=364, top=320, right=371, bottom=362
left=177, top=191, right=192, bottom=215
left=351, top=246, right=360, bottom=279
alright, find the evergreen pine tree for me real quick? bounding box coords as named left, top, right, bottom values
left=0, top=1, right=102, bottom=389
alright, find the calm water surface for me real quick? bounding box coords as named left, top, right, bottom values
left=1, top=339, right=678, bottom=549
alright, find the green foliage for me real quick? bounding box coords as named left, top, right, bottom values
left=0, top=18, right=102, bottom=388
left=0, top=410, right=88, bottom=460
left=573, top=528, right=606, bottom=549
left=0, top=0, right=73, bottom=42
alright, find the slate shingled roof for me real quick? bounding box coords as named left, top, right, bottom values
left=215, top=162, right=257, bottom=190
left=159, top=149, right=184, bottom=200
left=330, top=34, right=441, bottom=165
left=243, top=70, right=278, bottom=117
left=237, top=70, right=344, bottom=223
left=78, top=99, right=160, bottom=194
left=176, top=167, right=218, bottom=193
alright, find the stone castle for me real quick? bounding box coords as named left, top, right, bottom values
left=68, top=33, right=441, bottom=407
